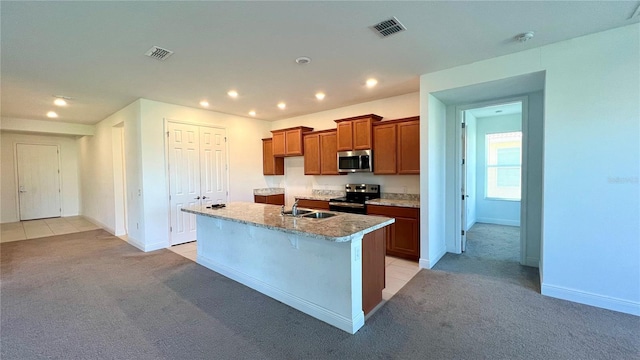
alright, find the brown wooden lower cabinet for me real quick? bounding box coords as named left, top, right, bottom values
left=366, top=205, right=420, bottom=261
left=362, top=226, right=387, bottom=315
left=294, top=199, right=330, bottom=210
left=254, top=194, right=285, bottom=206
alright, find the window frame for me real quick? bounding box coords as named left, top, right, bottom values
left=484, top=131, right=522, bottom=201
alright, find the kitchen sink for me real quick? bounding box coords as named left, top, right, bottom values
left=281, top=209, right=313, bottom=216
left=302, top=211, right=337, bottom=219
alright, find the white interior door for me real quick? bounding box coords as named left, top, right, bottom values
left=168, top=123, right=200, bottom=245
left=16, top=144, right=62, bottom=220
left=199, top=127, right=227, bottom=206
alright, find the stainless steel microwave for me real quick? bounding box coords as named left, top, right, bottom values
left=337, top=150, right=373, bottom=172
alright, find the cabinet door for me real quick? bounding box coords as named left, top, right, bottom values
left=272, top=131, right=286, bottom=156
left=336, top=122, right=353, bottom=151
left=266, top=194, right=285, bottom=205
left=285, top=129, right=303, bottom=155
left=295, top=199, right=330, bottom=210
left=262, top=139, right=284, bottom=175
left=320, top=131, right=339, bottom=175
left=373, top=123, right=397, bottom=174
left=397, top=120, right=420, bottom=174
left=353, top=118, right=372, bottom=150
left=304, top=134, right=321, bottom=175
left=391, top=216, right=420, bottom=259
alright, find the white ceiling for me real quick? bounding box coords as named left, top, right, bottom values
left=2, top=1, right=638, bottom=124
left=467, top=102, right=522, bottom=119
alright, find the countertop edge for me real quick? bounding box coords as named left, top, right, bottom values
left=182, top=207, right=394, bottom=242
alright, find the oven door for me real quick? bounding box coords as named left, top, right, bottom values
left=329, top=202, right=366, bottom=214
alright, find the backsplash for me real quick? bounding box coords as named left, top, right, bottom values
left=311, top=189, right=345, bottom=197
left=380, top=192, right=420, bottom=201
left=253, top=188, right=285, bottom=196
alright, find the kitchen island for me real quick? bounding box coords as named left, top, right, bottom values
left=182, top=202, right=394, bottom=334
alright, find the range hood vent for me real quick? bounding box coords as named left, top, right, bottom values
left=144, top=46, right=174, bottom=61
left=371, top=17, right=406, bottom=38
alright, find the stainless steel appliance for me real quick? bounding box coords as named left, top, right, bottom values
left=329, top=184, right=380, bottom=214
left=337, top=149, right=373, bottom=173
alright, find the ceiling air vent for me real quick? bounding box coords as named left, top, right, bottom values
left=144, top=46, right=174, bottom=61
left=371, top=17, right=406, bottom=38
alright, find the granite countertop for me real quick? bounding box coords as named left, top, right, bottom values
left=182, top=202, right=394, bottom=242
left=365, top=198, right=420, bottom=208
left=253, top=188, right=285, bottom=196
left=294, top=189, right=345, bottom=202
left=294, top=194, right=336, bottom=201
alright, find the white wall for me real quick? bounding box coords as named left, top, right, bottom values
left=1, top=132, right=80, bottom=223
left=269, top=92, right=420, bottom=205
left=465, top=112, right=477, bottom=229
left=420, top=24, right=639, bottom=315
left=78, top=100, right=142, bottom=239
left=475, top=113, right=522, bottom=226
left=420, top=94, right=447, bottom=269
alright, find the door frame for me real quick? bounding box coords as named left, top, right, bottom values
left=453, top=95, right=529, bottom=265
left=14, top=142, right=63, bottom=220
left=163, top=118, right=230, bottom=246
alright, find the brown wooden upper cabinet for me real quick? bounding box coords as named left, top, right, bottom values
left=373, top=116, right=420, bottom=175
left=271, top=126, right=314, bottom=156
left=303, top=130, right=340, bottom=175
left=262, top=138, right=284, bottom=175
left=335, top=114, right=382, bottom=151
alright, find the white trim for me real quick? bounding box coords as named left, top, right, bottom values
left=523, top=256, right=539, bottom=268
left=542, top=283, right=640, bottom=316
left=82, top=215, right=115, bottom=235
left=144, top=240, right=169, bottom=252
left=125, top=235, right=145, bottom=252
left=198, top=253, right=365, bottom=334
left=476, top=218, right=520, bottom=226
left=419, top=245, right=447, bottom=269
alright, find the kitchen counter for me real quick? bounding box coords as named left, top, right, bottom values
left=182, top=202, right=392, bottom=334
left=182, top=202, right=393, bottom=242
left=366, top=198, right=420, bottom=208
left=253, top=187, right=285, bottom=196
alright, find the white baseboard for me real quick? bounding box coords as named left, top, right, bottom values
left=419, top=246, right=447, bottom=269
left=198, top=254, right=365, bottom=334
left=144, top=240, right=168, bottom=252
left=126, top=235, right=145, bottom=251
left=477, top=218, right=520, bottom=227
left=542, top=283, right=640, bottom=316
left=466, top=219, right=476, bottom=229
left=523, top=256, right=539, bottom=268
left=82, top=215, right=115, bottom=235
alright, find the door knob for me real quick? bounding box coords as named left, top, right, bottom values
left=202, top=196, right=208, bottom=200
left=194, top=196, right=201, bottom=200
left=19, top=186, right=27, bottom=193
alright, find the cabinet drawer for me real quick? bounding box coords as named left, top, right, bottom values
left=296, top=199, right=330, bottom=210
left=367, top=204, right=419, bottom=219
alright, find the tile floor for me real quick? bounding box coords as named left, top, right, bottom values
left=169, top=241, right=421, bottom=301
left=0, top=216, right=101, bottom=243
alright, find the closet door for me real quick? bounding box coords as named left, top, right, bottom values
left=168, top=122, right=200, bottom=245
left=199, top=127, right=227, bottom=207
left=16, top=144, right=62, bottom=220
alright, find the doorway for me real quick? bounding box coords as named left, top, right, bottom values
left=16, top=143, right=62, bottom=220
left=461, top=101, right=524, bottom=263
left=166, top=121, right=228, bottom=245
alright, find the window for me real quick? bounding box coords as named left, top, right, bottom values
left=486, top=132, right=522, bottom=200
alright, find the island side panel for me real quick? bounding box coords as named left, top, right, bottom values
left=362, top=226, right=387, bottom=315
left=195, top=215, right=365, bottom=333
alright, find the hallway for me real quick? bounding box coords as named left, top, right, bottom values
left=433, top=223, right=539, bottom=291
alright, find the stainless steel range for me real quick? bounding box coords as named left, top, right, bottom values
left=329, top=184, right=380, bottom=214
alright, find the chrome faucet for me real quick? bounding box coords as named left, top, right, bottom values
left=291, top=199, right=300, bottom=216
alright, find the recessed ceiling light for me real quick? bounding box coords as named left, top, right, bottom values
left=249, top=111, right=256, bottom=117
left=227, top=90, right=238, bottom=98
left=277, top=102, right=286, bottom=110
left=46, top=111, right=58, bottom=118
left=366, top=78, right=378, bottom=87
left=295, top=56, right=311, bottom=65
left=200, top=100, right=209, bottom=107
left=315, top=92, right=325, bottom=100
left=53, top=98, right=67, bottom=106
